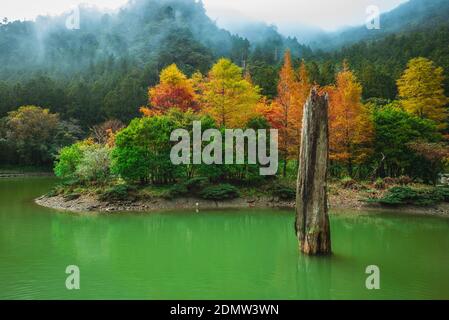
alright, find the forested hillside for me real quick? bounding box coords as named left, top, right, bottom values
left=0, top=0, right=448, bottom=181
left=0, top=0, right=309, bottom=125
left=309, top=26, right=449, bottom=100
left=1, top=0, right=448, bottom=125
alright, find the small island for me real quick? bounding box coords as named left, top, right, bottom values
left=35, top=177, right=449, bottom=217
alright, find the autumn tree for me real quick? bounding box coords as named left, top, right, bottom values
left=290, top=60, right=312, bottom=158
left=259, top=51, right=311, bottom=176
left=274, top=50, right=299, bottom=174
left=255, top=99, right=284, bottom=132
left=326, top=62, right=374, bottom=176
left=202, top=58, right=260, bottom=128
left=5, top=106, right=59, bottom=164
left=191, top=71, right=205, bottom=97
left=397, top=57, right=448, bottom=130
left=141, top=64, right=198, bottom=115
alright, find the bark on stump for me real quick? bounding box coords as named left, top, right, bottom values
left=295, top=88, right=332, bottom=255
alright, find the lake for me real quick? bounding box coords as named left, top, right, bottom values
left=0, top=177, right=448, bottom=299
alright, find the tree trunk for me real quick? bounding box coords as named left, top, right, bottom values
left=295, top=88, right=332, bottom=255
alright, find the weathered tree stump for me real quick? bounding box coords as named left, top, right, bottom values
left=295, top=88, right=332, bottom=255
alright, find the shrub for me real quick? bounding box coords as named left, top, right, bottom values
left=60, top=178, right=81, bottom=187
left=99, top=184, right=137, bottom=202
left=167, top=183, right=189, bottom=199
left=76, top=145, right=111, bottom=184
left=63, top=193, right=81, bottom=201
left=436, top=187, right=449, bottom=202
left=341, top=176, right=358, bottom=189
left=146, top=176, right=217, bottom=200
left=271, top=184, right=296, bottom=200
left=397, top=175, right=413, bottom=185
left=412, top=190, right=444, bottom=206
left=54, top=142, right=84, bottom=180
left=160, top=177, right=211, bottom=199
left=374, top=178, right=386, bottom=190
left=383, top=177, right=397, bottom=185
left=54, top=140, right=113, bottom=184
left=200, top=184, right=240, bottom=201
left=45, top=187, right=60, bottom=198
left=368, top=186, right=444, bottom=206
left=184, top=177, right=210, bottom=193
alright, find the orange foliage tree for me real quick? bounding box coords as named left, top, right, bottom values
left=141, top=64, right=198, bottom=116
left=257, top=51, right=311, bottom=176
left=290, top=60, right=312, bottom=158
left=326, top=62, right=374, bottom=176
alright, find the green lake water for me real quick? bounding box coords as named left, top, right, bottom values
left=0, top=177, right=448, bottom=300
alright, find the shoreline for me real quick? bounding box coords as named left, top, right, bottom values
left=35, top=193, right=449, bottom=218
left=0, top=171, right=53, bottom=178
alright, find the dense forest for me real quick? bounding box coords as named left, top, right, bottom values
left=0, top=0, right=309, bottom=124
left=0, top=0, right=448, bottom=186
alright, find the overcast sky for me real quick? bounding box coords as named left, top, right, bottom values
left=1, top=0, right=408, bottom=31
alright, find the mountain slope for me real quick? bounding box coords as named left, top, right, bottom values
left=0, top=0, right=309, bottom=79
left=309, top=0, right=449, bottom=50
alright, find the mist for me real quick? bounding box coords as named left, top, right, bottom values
left=0, top=0, right=410, bottom=51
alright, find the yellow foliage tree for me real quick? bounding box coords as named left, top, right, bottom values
left=202, top=58, right=260, bottom=128
left=397, top=57, right=448, bottom=130
left=191, top=71, right=205, bottom=96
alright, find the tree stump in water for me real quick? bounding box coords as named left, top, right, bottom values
left=295, top=88, right=332, bottom=255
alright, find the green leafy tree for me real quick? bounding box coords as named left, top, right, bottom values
left=112, top=115, right=179, bottom=184
left=103, top=74, right=147, bottom=123
left=54, top=141, right=88, bottom=181
left=372, top=103, right=441, bottom=180
left=249, top=62, right=278, bottom=98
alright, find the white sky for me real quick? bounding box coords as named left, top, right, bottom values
left=1, top=0, right=408, bottom=31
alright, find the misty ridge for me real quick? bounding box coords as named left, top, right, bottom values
left=310, top=0, right=449, bottom=50
left=1, top=0, right=448, bottom=78
left=0, top=0, right=311, bottom=77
